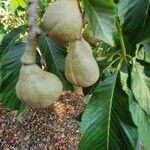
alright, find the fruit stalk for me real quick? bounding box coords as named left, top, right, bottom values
left=21, top=0, right=41, bottom=64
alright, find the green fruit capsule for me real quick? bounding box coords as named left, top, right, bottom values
left=16, top=64, right=63, bottom=108
left=65, top=38, right=100, bottom=87
left=43, top=0, right=82, bottom=44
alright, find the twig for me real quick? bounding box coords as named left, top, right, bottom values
left=21, top=0, right=41, bottom=65
left=26, top=0, right=41, bottom=43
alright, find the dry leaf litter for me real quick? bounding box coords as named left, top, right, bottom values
left=0, top=90, right=84, bottom=150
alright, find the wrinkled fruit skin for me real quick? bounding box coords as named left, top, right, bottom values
left=16, top=64, right=63, bottom=108
left=44, top=0, right=82, bottom=44
left=82, top=27, right=99, bottom=46
left=65, top=39, right=99, bottom=87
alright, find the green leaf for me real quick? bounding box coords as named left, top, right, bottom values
left=131, top=60, right=150, bottom=115
left=38, top=36, right=73, bottom=90
left=0, top=23, right=6, bottom=43
left=39, top=0, right=49, bottom=16
left=0, top=42, right=26, bottom=109
left=118, top=0, right=150, bottom=43
left=137, top=45, right=150, bottom=63
left=129, top=90, right=150, bottom=150
left=0, top=26, right=27, bottom=110
left=143, top=40, right=150, bottom=57
left=82, top=0, right=116, bottom=46
left=0, top=25, right=27, bottom=58
left=9, top=0, right=27, bottom=11
left=79, top=71, right=137, bottom=150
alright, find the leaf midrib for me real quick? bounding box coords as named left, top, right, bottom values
left=106, top=72, right=118, bottom=150
left=44, top=36, right=63, bottom=78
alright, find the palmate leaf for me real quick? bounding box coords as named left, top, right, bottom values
left=82, top=0, right=116, bottom=46
left=131, top=60, right=150, bottom=116
left=0, top=42, right=26, bottom=109
left=38, top=35, right=72, bottom=90
left=79, top=71, right=137, bottom=150
left=129, top=91, right=150, bottom=150
left=118, top=0, right=150, bottom=43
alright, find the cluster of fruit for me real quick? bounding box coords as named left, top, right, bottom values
left=15, top=0, right=100, bottom=108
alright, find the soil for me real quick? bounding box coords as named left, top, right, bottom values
left=0, top=90, right=85, bottom=150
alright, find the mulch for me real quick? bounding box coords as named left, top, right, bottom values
left=0, top=90, right=85, bottom=150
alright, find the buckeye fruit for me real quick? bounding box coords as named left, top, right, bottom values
left=43, top=0, right=82, bottom=44
left=65, top=38, right=99, bottom=87
left=16, top=64, right=63, bottom=108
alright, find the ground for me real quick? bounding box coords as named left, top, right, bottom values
left=0, top=91, right=84, bottom=150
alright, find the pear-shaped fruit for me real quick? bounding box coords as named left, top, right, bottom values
left=65, top=38, right=99, bottom=87
left=82, top=27, right=99, bottom=46
left=16, top=64, right=63, bottom=108
left=44, top=0, right=82, bottom=44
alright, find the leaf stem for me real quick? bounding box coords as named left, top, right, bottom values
left=102, top=57, right=120, bottom=73
left=116, top=19, right=126, bottom=58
